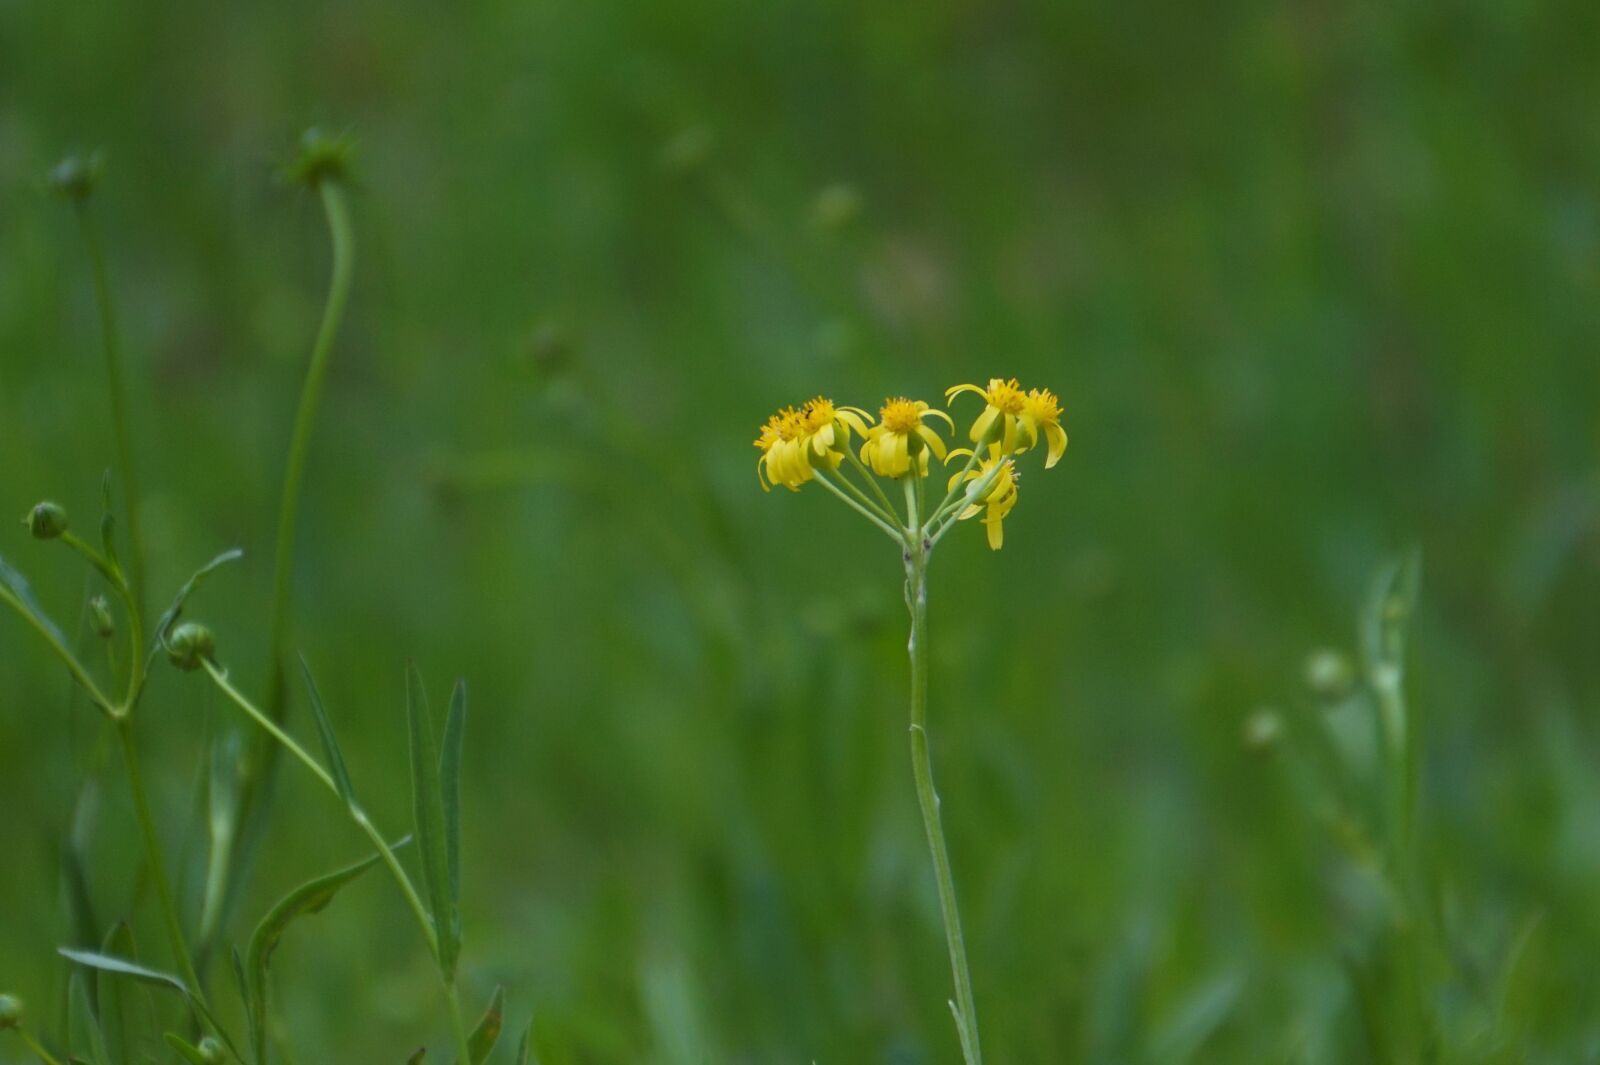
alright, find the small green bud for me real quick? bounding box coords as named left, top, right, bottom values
left=285, top=127, right=355, bottom=188
left=166, top=622, right=216, bottom=672
left=811, top=183, right=862, bottom=230
left=89, top=594, right=116, bottom=639
left=0, top=993, right=22, bottom=1029
left=1303, top=648, right=1354, bottom=701
left=1243, top=709, right=1283, bottom=753
left=24, top=501, right=69, bottom=540
left=197, top=1036, right=224, bottom=1064
left=47, top=152, right=102, bottom=203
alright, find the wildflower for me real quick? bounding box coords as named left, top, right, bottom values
left=945, top=377, right=1028, bottom=452
left=754, top=397, right=872, bottom=491
left=166, top=621, right=216, bottom=672
left=945, top=449, right=1019, bottom=549
left=1019, top=387, right=1068, bottom=468
left=860, top=398, right=951, bottom=478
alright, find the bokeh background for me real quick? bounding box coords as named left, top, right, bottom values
left=4, top=1, right=1600, bottom=1061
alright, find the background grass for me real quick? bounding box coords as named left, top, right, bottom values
left=4, top=1, right=1600, bottom=1061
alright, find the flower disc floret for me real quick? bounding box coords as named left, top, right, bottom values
left=754, top=396, right=872, bottom=491
left=1019, top=387, right=1068, bottom=467
left=860, top=398, right=951, bottom=478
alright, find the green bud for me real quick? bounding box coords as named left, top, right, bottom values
left=89, top=594, right=117, bottom=639
left=166, top=622, right=216, bottom=672
left=197, top=1036, right=224, bottom=1064
left=1243, top=709, right=1283, bottom=753
left=47, top=152, right=103, bottom=203
left=1303, top=648, right=1354, bottom=701
left=0, top=993, right=22, bottom=1029
left=284, top=127, right=355, bottom=188
left=24, top=501, right=68, bottom=540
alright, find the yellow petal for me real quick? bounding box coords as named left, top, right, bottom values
left=944, top=383, right=987, bottom=403
left=918, top=425, right=948, bottom=461
left=1044, top=423, right=1068, bottom=468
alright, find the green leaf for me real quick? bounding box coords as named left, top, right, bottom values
left=146, top=548, right=243, bottom=670
left=99, top=471, right=121, bottom=577
left=165, top=1033, right=212, bottom=1065
left=406, top=1049, right=427, bottom=1065
left=58, top=947, right=231, bottom=1054
left=463, top=986, right=504, bottom=1065
left=200, top=732, right=243, bottom=943
left=440, top=680, right=467, bottom=955
left=97, top=922, right=145, bottom=1065
left=514, top=1020, right=536, bottom=1065
left=0, top=551, right=69, bottom=646
left=230, top=945, right=260, bottom=1064
left=299, top=654, right=358, bottom=805
left=406, top=663, right=455, bottom=976
left=69, top=971, right=110, bottom=1065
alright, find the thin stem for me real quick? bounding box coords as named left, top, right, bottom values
left=200, top=660, right=469, bottom=1063
left=828, top=460, right=903, bottom=529
left=0, top=585, right=117, bottom=716
left=75, top=204, right=146, bottom=618
left=203, top=661, right=334, bottom=792
left=928, top=462, right=1006, bottom=549
left=16, top=1028, right=66, bottom=1065
left=926, top=447, right=984, bottom=530
left=115, top=719, right=209, bottom=1012
left=903, top=544, right=983, bottom=1065
left=266, top=178, right=355, bottom=716
left=814, top=470, right=904, bottom=541
left=843, top=445, right=898, bottom=520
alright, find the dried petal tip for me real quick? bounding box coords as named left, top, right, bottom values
left=47, top=152, right=103, bottom=202
left=23, top=501, right=68, bottom=540
left=285, top=127, right=355, bottom=188
left=166, top=621, right=216, bottom=672
left=0, top=993, right=22, bottom=1030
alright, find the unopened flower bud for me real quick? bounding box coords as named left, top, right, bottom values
left=47, top=152, right=102, bottom=203
left=1303, top=648, right=1354, bottom=701
left=197, top=1036, right=224, bottom=1064
left=285, top=127, right=354, bottom=188
left=0, top=993, right=22, bottom=1029
left=89, top=594, right=116, bottom=639
left=24, top=501, right=68, bottom=540
left=166, top=622, right=216, bottom=672
left=1243, top=709, right=1283, bottom=753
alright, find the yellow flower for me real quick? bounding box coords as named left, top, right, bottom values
left=1018, top=387, right=1067, bottom=468
left=754, top=396, right=873, bottom=491
left=945, top=377, right=1027, bottom=452
left=946, top=448, right=1019, bottom=550
left=860, top=397, right=952, bottom=478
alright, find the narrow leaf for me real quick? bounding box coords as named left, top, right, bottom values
left=439, top=679, right=467, bottom=965
left=230, top=945, right=260, bottom=1065
left=515, top=1020, right=536, bottom=1065
left=405, top=663, right=454, bottom=974
left=69, top=970, right=110, bottom=1065
left=165, top=1034, right=212, bottom=1065
left=58, top=947, right=229, bottom=1050
left=97, top=923, right=139, bottom=1065
left=146, top=548, right=244, bottom=670
left=0, top=552, right=69, bottom=646
left=300, top=655, right=358, bottom=804
left=464, top=986, right=504, bottom=1065
left=247, top=843, right=403, bottom=988
left=200, top=733, right=243, bottom=943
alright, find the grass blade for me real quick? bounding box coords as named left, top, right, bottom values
left=463, top=985, right=504, bottom=1065
left=58, top=948, right=237, bottom=1059
left=299, top=654, right=359, bottom=805
left=165, top=1033, right=212, bottom=1065
left=405, top=663, right=455, bottom=975
left=439, top=680, right=467, bottom=966
left=69, top=970, right=110, bottom=1065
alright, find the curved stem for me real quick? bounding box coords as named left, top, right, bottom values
left=267, top=179, right=355, bottom=715
left=16, top=1027, right=67, bottom=1065
left=0, top=585, right=116, bottom=716
left=75, top=204, right=146, bottom=618
left=814, top=470, right=904, bottom=541
left=903, top=536, right=982, bottom=1065
left=843, top=446, right=899, bottom=519
left=203, top=662, right=334, bottom=793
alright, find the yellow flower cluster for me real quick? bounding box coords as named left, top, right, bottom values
left=753, top=378, right=1066, bottom=550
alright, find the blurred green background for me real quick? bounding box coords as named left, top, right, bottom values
left=4, top=1, right=1600, bottom=1061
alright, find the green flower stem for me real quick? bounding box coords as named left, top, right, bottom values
left=926, top=446, right=985, bottom=529
left=114, top=717, right=210, bottom=1018
left=267, top=178, right=355, bottom=714
left=843, top=445, right=899, bottom=519
left=74, top=203, right=146, bottom=617
left=814, top=470, right=903, bottom=540
left=0, top=585, right=116, bottom=716
left=928, top=461, right=1005, bottom=548
left=16, top=1027, right=66, bottom=1065
left=827, top=462, right=904, bottom=530
left=201, top=660, right=473, bottom=1065
left=903, top=478, right=983, bottom=1065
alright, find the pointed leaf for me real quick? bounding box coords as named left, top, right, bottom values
left=58, top=947, right=231, bottom=1053
left=145, top=548, right=243, bottom=672
left=439, top=680, right=467, bottom=959
left=300, top=655, right=358, bottom=805
left=406, top=664, right=454, bottom=975
left=0, top=552, right=70, bottom=647
left=515, top=1020, right=536, bottom=1065
left=200, top=733, right=243, bottom=943
left=463, top=986, right=504, bottom=1065
left=247, top=843, right=402, bottom=985
left=97, top=922, right=140, bottom=1065
left=230, top=945, right=261, bottom=1065
left=165, top=1033, right=212, bottom=1065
